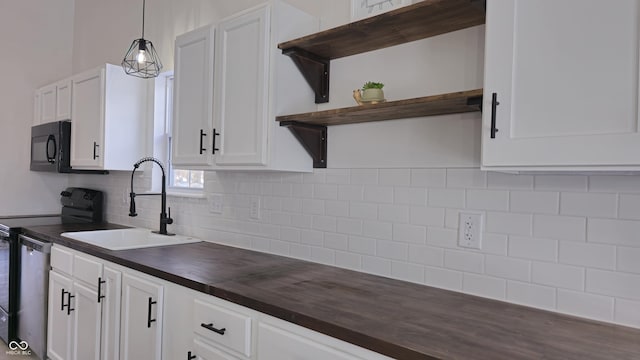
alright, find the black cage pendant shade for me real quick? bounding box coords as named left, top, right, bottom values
left=122, top=0, right=162, bottom=78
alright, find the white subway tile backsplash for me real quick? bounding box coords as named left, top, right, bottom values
left=362, top=256, right=392, bottom=276
left=587, top=269, right=640, bottom=300
left=508, top=236, right=558, bottom=262
left=507, top=281, right=556, bottom=310
left=559, top=242, right=616, bottom=270
left=311, top=247, right=335, bottom=265
left=410, top=207, right=445, bottom=227
left=446, top=168, right=487, bottom=188
left=292, top=183, right=314, bottom=198
left=379, top=204, right=410, bottom=223
left=303, top=171, right=326, bottom=184
left=427, top=227, right=458, bottom=249
left=532, top=262, right=585, bottom=291
left=510, top=191, right=559, bottom=215
left=618, top=194, right=640, bottom=220
left=314, top=184, right=338, bottom=200
left=290, top=244, right=312, bottom=260
left=338, top=184, right=364, bottom=201
left=349, top=202, right=378, bottom=220
left=618, top=247, right=640, bottom=274
left=428, top=188, right=465, bottom=208
left=377, top=240, right=409, bottom=261
left=557, top=290, right=614, bottom=322
left=289, top=213, right=312, bottom=229
left=533, top=214, right=586, bottom=242
left=394, top=187, right=427, bottom=206
left=391, top=262, right=425, bottom=284
left=481, top=233, right=508, bottom=256
left=362, top=220, right=392, bottom=240
left=534, top=175, right=588, bottom=192
left=270, top=212, right=291, bottom=226
left=486, top=212, right=532, bottom=236
left=589, top=175, right=640, bottom=193
left=561, top=192, right=617, bottom=218
left=588, top=218, right=640, bottom=247
left=408, top=245, right=444, bottom=267
left=379, top=169, right=411, bottom=186
left=325, top=169, right=350, bottom=184
left=348, top=236, right=377, bottom=255
left=302, top=199, right=325, bottom=215
left=487, top=172, right=533, bottom=190
left=269, top=240, right=290, bottom=256
left=411, top=169, right=446, bottom=188
left=444, top=250, right=484, bottom=273
left=324, top=233, right=348, bottom=251
left=335, top=251, right=361, bottom=270
left=485, top=255, right=530, bottom=281
left=364, top=186, right=394, bottom=203
left=282, top=197, right=302, bottom=212
left=350, top=169, right=378, bottom=185
left=300, top=230, right=324, bottom=246
left=325, top=200, right=349, bottom=217
left=272, top=183, right=292, bottom=197
left=463, top=274, right=506, bottom=300
left=425, top=266, right=463, bottom=291
left=615, top=298, right=640, bottom=328
left=392, top=224, right=426, bottom=244
left=337, top=218, right=363, bottom=235
left=466, top=189, right=509, bottom=211
left=312, top=215, right=337, bottom=232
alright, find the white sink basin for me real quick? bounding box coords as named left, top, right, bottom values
left=61, top=228, right=201, bottom=250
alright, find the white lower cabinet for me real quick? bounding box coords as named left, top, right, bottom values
left=47, top=271, right=74, bottom=360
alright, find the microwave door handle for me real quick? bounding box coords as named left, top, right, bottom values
left=46, top=135, right=57, bottom=163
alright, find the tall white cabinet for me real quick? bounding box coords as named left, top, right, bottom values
left=482, top=0, right=640, bottom=171
left=171, top=1, right=317, bottom=171
left=70, top=64, right=146, bottom=171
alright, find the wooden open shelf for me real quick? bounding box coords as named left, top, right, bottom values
left=276, top=89, right=483, bottom=126
left=278, top=0, right=486, bottom=60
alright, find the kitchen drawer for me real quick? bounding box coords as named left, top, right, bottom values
left=50, top=245, right=73, bottom=276
left=73, top=253, right=102, bottom=287
left=193, top=337, right=242, bottom=360
left=193, top=299, right=252, bottom=357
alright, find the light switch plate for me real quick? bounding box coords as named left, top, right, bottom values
left=209, top=194, right=224, bottom=214
left=250, top=196, right=261, bottom=220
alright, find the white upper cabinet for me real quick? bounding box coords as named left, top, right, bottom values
left=172, top=1, right=317, bottom=171
left=56, top=79, right=72, bottom=120
left=39, top=84, right=57, bottom=124
left=172, top=25, right=216, bottom=167
left=35, top=80, right=73, bottom=125
left=482, top=0, right=640, bottom=171
left=70, top=64, right=146, bottom=170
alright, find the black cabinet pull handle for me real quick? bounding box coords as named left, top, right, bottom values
left=199, top=129, right=207, bottom=154
left=147, top=297, right=157, bottom=328
left=61, top=289, right=68, bottom=311
left=97, top=277, right=106, bottom=303
left=67, top=293, right=75, bottom=315
left=93, top=142, right=100, bottom=159
left=212, top=129, right=220, bottom=154
left=187, top=351, right=196, bottom=360
left=46, top=134, right=57, bottom=163
left=490, top=92, right=500, bottom=139
left=200, top=322, right=226, bottom=335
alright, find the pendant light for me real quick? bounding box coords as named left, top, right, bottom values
left=122, top=0, right=162, bottom=78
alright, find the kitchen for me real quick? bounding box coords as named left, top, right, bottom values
left=1, top=0, right=640, bottom=359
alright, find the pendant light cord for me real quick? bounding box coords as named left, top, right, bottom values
left=141, top=0, right=146, bottom=38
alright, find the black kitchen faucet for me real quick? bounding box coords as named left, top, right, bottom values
left=129, top=157, right=174, bottom=235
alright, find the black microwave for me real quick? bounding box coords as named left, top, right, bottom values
left=30, top=121, right=72, bottom=172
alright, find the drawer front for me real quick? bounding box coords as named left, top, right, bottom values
left=73, top=253, right=103, bottom=287
left=193, top=299, right=252, bottom=357
left=51, top=245, right=74, bottom=276
left=193, top=337, right=241, bottom=360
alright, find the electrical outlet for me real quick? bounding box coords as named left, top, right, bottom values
left=250, top=196, right=261, bottom=220
left=209, top=194, right=224, bottom=214
left=458, top=212, right=483, bottom=249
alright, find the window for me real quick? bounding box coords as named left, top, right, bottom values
left=158, top=73, right=204, bottom=192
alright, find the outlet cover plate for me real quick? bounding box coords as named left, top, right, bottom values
left=250, top=196, right=261, bottom=220
left=458, top=212, right=483, bottom=249
left=209, top=194, right=224, bottom=214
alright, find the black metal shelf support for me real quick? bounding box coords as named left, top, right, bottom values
left=281, top=47, right=330, bottom=104
left=280, top=121, right=327, bottom=168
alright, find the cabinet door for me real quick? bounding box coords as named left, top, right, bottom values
left=56, top=79, right=72, bottom=120
left=120, top=272, right=163, bottom=360
left=40, top=84, right=57, bottom=124
left=483, top=0, right=640, bottom=170
left=172, top=25, right=216, bottom=167
left=214, top=5, right=270, bottom=166
left=101, top=266, right=122, bottom=360
left=71, top=67, right=105, bottom=169
left=72, top=282, right=102, bottom=360
left=34, top=91, right=41, bottom=125
left=47, top=271, right=74, bottom=360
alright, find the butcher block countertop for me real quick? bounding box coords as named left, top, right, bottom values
left=22, top=223, right=640, bottom=360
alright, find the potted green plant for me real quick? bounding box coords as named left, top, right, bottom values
left=360, top=81, right=385, bottom=103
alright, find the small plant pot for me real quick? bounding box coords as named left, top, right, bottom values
left=361, top=88, right=385, bottom=102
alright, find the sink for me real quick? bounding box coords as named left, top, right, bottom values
left=60, top=228, right=201, bottom=250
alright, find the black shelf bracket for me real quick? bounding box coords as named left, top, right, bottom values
left=467, top=95, right=483, bottom=112
left=280, top=121, right=327, bottom=168
left=282, top=47, right=330, bottom=104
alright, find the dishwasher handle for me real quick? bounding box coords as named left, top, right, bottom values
left=18, top=234, right=51, bottom=253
